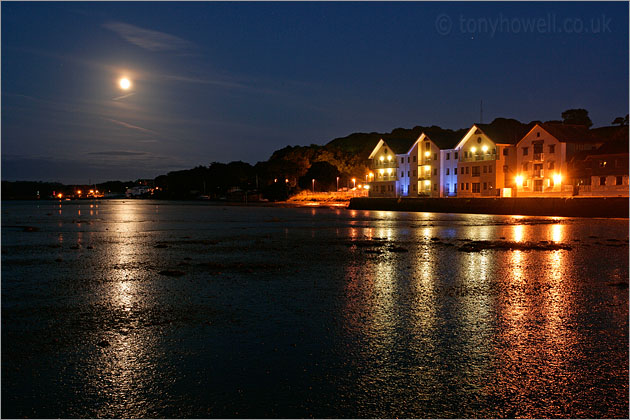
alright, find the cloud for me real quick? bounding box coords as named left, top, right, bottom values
left=112, top=92, right=136, bottom=101
left=103, top=22, right=191, bottom=51
left=105, top=118, right=159, bottom=135
left=87, top=150, right=148, bottom=156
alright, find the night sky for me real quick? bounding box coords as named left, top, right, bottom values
left=2, top=2, right=628, bottom=184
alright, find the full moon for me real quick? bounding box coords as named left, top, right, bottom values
left=119, top=78, right=131, bottom=90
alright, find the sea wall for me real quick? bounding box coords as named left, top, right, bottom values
left=348, top=197, right=629, bottom=218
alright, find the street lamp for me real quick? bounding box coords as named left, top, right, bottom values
left=312, top=179, right=315, bottom=193
left=336, top=176, right=339, bottom=191
left=352, top=178, right=356, bottom=189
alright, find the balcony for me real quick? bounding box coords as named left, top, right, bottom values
left=460, top=151, right=496, bottom=162
left=533, top=169, right=544, bottom=178
left=371, top=159, right=398, bottom=169
left=533, top=152, right=544, bottom=161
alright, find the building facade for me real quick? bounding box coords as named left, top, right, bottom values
left=366, top=123, right=627, bottom=199
left=455, top=125, right=517, bottom=197
left=515, top=124, right=603, bottom=197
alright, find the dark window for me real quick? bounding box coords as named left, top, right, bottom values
left=433, top=168, right=437, bottom=176
left=489, top=165, right=493, bottom=173
left=384, top=148, right=388, bottom=154
left=537, top=132, right=540, bottom=137
left=483, top=182, right=487, bottom=190
left=600, top=176, right=606, bottom=186
left=523, top=147, right=529, bottom=156
left=446, top=153, right=450, bottom=160
left=454, top=168, right=457, bottom=175
left=549, top=144, right=555, bottom=153
left=461, top=183, right=464, bottom=191
left=401, top=172, right=404, bottom=178
left=401, top=157, right=404, bottom=163
left=466, top=183, right=470, bottom=190
left=616, top=176, right=623, bottom=185
left=446, top=168, right=450, bottom=175
left=483, top=165, right=488, bottom=174
left=466, top=167, right=470, bottom=174
left=477, top=137, right=482, bottom=144
left=425, top=142, right=430, bottom=150
left=472, top=166, right=480, bottom=177
left=413, top=156, right=417, bottom=162
left=472, top=183, right=480, bottom=193
left=433, top=153, right=438, bottom=160
left=503, top=148, right=508, bottom=156
left=433, top=184, right=437, bottom=191
left=408, top=171, right=410, bottom=177
left=407, top=157, right=410, bottom=163
left=454, top=152, right=459, bottom=159
left=548, top=161, right=555, bottom=170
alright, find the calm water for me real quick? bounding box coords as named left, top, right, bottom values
left=2, top=200, right=628, bottom=418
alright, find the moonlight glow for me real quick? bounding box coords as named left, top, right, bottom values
left=119, top=78, right=131, bottom=90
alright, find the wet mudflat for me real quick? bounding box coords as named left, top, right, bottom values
left=2, top=200, right=628, bottom=418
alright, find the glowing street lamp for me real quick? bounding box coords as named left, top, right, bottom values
left=352, top=178, right=356, bottom=188
left=312, top=179, right=315, bottom=193
left=516, top=175, right=523, bottom=187
left=336, top=176, right=339, bottom=191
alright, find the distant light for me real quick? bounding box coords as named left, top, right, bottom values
left=387, top=155, right=392, bottom=161
left=424, top=180, right=430, bottom=185
left=364, top=185, right=370, bottom=190
left=357, top=184, right=362, bottom=188
left=379, top=156, right=385, bottom=161
left=516, top=175, right=523, bottom=186
left=471, top=147, right=477, bottom=153
left=119, top=78, right=131, bottom=90
left=77, top=190, right=82, bottom=195
left=379, top=169, right=384, bottom=174
left=386, top=168, right=392, bottom=174
left=424, top=151, right=431, bottom=157
left=57, top=193, right=63, bottom=198
left=482, top=145, right=488, bottom=153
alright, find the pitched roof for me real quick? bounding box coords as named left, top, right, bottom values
left=587, top=139, right=629, bottom=156
left=385, top=137, right=416, bottom=154
left=540, top=123, right=600, bottom=144
left=474, top=123, right=527, bottom=145
left=423, top=127, right=467, bottom=149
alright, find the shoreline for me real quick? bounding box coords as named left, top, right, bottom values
left=348, top=197, right=629, bottom=218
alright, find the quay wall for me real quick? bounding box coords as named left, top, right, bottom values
left=348, top=197, right=629, bottom=218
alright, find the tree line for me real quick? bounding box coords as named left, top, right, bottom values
left=3, top=108, right=626, bottom=200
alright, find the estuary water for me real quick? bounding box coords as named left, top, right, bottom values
left=2, top=200, right=628, bottom=418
